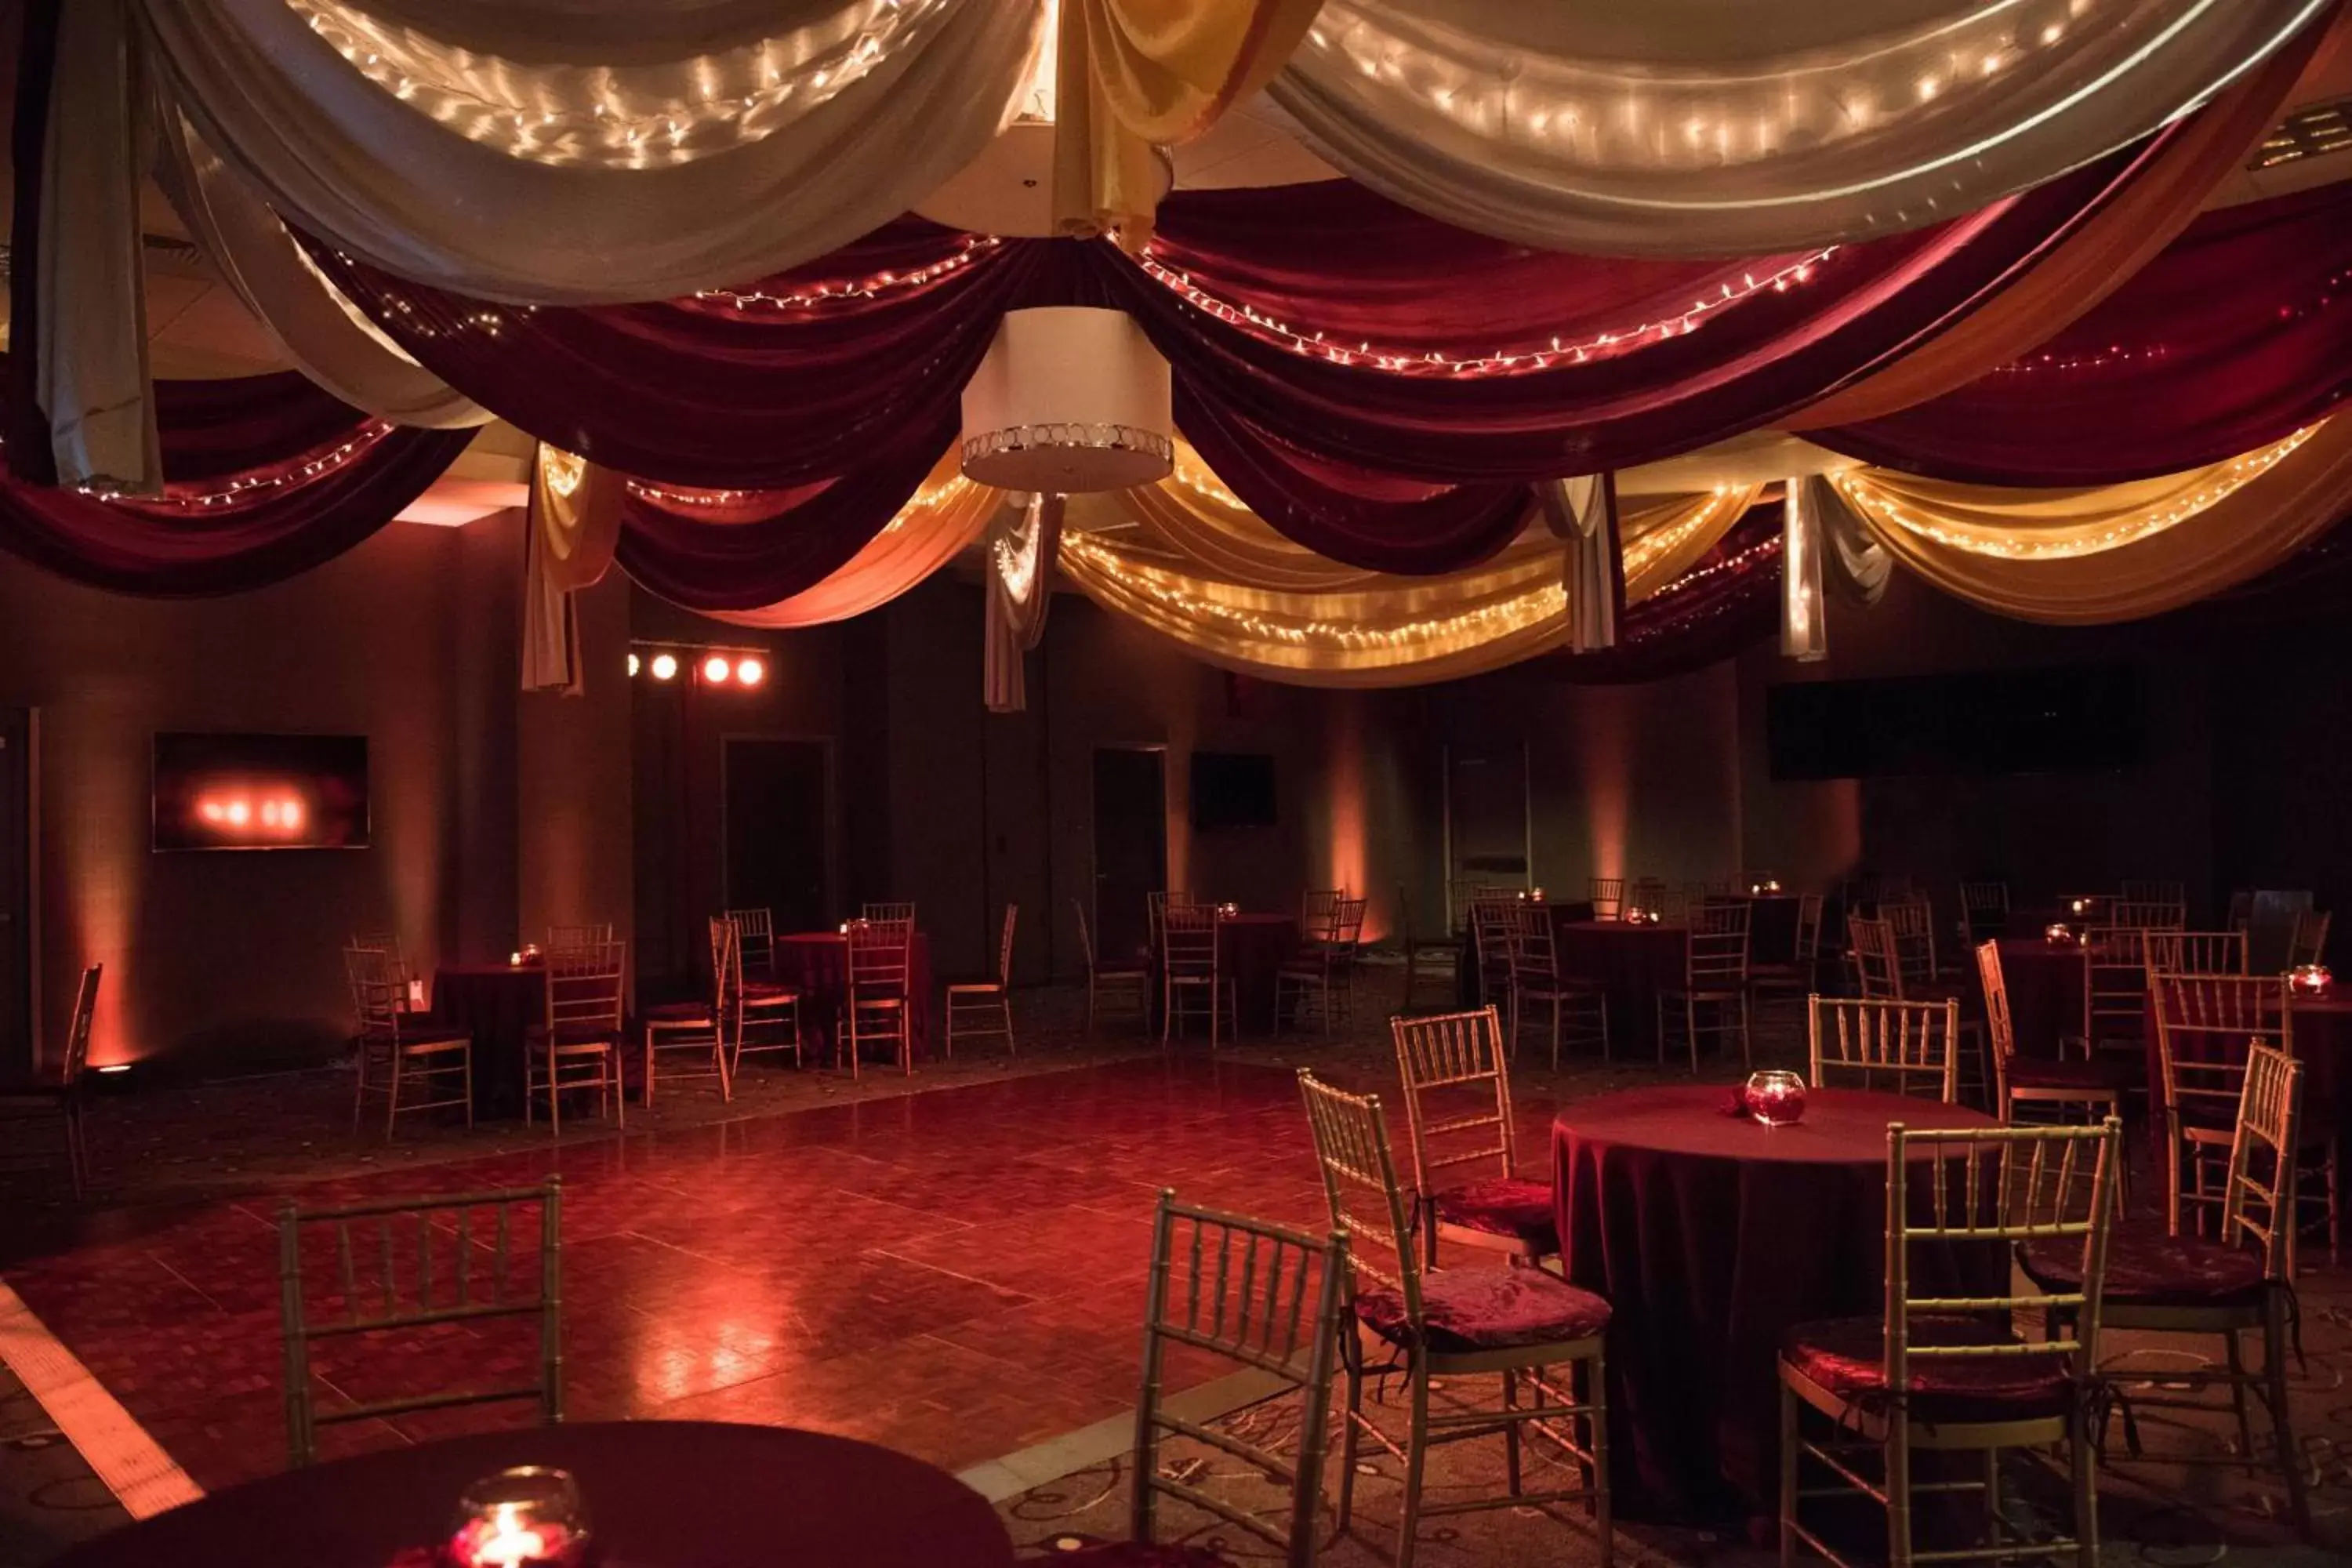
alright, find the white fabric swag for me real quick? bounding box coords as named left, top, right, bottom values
left=1271, top=0, right=2331, bottom=256
left=984, top=492, right=1065, bottom=713
left=133, top=0, right=1044, bottom=303
left=1537, top=475, right=1618, bottom=654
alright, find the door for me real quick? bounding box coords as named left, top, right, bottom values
left=1092, top=746, right=1167, bottom=962
left=0, top=710, right=29, bottom=1076
left=1444, top=741, right=1530, bottom=931
left=723, top=739, right=833, bottom=937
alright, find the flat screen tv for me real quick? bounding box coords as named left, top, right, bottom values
left=153, top=732, right=370, bottom=851
left=1190, top=751, right=1277, bottom=829
left=1766, top=663, right=2145, bottom=780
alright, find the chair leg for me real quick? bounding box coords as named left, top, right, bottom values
left=547, top=1043, right=561, bottom=1137
left=1337, top=1330, right=1364, bottom=1534
left=1399, top=1364, right=1431, bottom=1568
left=1686, top=999, right=1700, bottom=1075
left=385, top=1049, right=402, bottom=1140
left=351, top=1040, right=368, bottom=1132
left=1588, top=1353, right=1612, bottom=1568
left=2071, top=1406, right=2100, bottom=1568
left=642, top=1029, right=656, bottom=1108
left=1001, top=996, right=1015, bottom=1055
left=1503, top=1370, right=1523, bottom=1497
left=1885, top=1420, right=1913, bottom=1568
left=462, top=1045, right=474, bottom=1129
left=1778, top=1381, right=1798, bottom=1568
left=2264, top=1288, right=2313, bottom=1540
left=2223, top=1329, right=2256, bottom=1461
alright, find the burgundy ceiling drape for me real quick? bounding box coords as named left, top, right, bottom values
left=0, top=368, right=471, bottom=594
left=1555, top=504, right=1782, bottom=684
left=309, top=223, right=1049, bottom=490
left=1814, top=181, right=2352, bottom=484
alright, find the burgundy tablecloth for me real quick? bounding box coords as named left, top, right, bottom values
left=778, top=931, right=935, bottom=1064
left=1456, top=900, right=1597, bottom=1007
left=48, top=1421, right=1013, bottom=1568
left=1555, top=920, right=1688, bottom=1044
left=1553, top=1085, right=2002, bottom=1523
left=1987, top=938, right=2085, bottom=1058
left=433, top=963, right=548, bottom=1116
left=2142, top=991, right=2352, bottom=1133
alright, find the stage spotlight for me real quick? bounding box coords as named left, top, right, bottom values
left=628, top=652, right=641, bottom=677
left=649, top=652, right=679, bottom=681
left=702, top=654, right=733, bottom=684
left=735, top=656, right=766, bottom=688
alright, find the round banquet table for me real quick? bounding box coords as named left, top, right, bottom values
left=1552, top=1085, right=2002, bottom=1524
left=1987, top=938, right=2086, bottom=1059
left=1150, top=913, right=1300, bottom=1031
left=433, top=962, right=548, bottom=1116
left=48, top=1421, right=1013, bottom=1568
left=2142, top=989, right=2352, bottom=1132
left=775, top=931, right=935, bottom=1064
left=1554, top=920, right=1688, bottom=1047
left=1455, top=901, right=1598, bottom=1008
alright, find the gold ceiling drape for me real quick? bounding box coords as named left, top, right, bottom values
left=1835, top=420, right=2352, bottom=623
left=710, top=458, right=1003, bottom=630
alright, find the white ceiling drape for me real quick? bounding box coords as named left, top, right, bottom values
left=1269, top=0, right=2332, bottom=256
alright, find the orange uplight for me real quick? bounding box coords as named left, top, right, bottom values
left=702, top=654, right=732, bottom=684
left=735, top=656, right=766, bottom=688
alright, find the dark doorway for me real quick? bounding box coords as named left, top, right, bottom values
left=1092, top=746, right=1167, bottom=962
left=723, top=739, right=832, bottom=938
left=1445, top=741, right=1530, bottom=930
left=0, top=710, right=27, bottom=1076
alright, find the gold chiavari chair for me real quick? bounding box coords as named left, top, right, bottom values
left=351, top=931, right=414, bottom=1008
left=0, top=964, right=100, bottom=1199
left=1276, top=895, right=1365, bottom=1036
left=727, top=912, right=804, bottom=1075
left=278, top=1178, right=561, bottom=1467
left=1588, top=877, right=1627, bottom=920
left=2151, top=971, right=2338, bottom=1261
left=725, top=906, right=776, bottom=981
left=545, top=922, right=614, bottom=956
left=2122, top=879, right=2187, bottom=909
left=1751, top=893, right=1826, bottom=1000
left=1073, top=898, right=1149, bottom=1034
left=844, top=918, right=914, bottom=1076
left=946, top=904, right=1018, bottom=1056
left=1162, top=904, right=1237, bottom=1047
left=1882, top=897, right=1944, bottom=989
left=1976, top=941, right=2126, bottom=1131
left=2141, top=928, right=2245, bottom=979
left=640, top=919, right=733, bottom=1106
left=1957, top=881, right=2009, bottom=944
left=1466, top=892, right=1519, bottom=1010
left=1658, top=901, right=1750, bottom=1072
left=2081, top=926, right=2151, bottom=1073
left=524, top=940, right=626, bottom=1133
left=1301, top=887, right=1343, bottom=930
left=1503, top=902, right=1609, bottom=1065
left=1628, top=877, right=1668, bottom=916
left=2110, top=899, right=2186, bottom=931
left=1391, top=1007, right=1558, bottom=1270
left=861, top=901, right=917, bottom=927
left=1299, top=1073, right=1613, bottom=1568
left=1807, top=995, right=1960, bottom=1102
left=2288, top=908, right=2331, bottom=967
left=346, top=945, right=472, bottom=1138
left=1058, top=1192, right=1347, bottom=1568
left=1780, top=1118, right=2122, bottom=1568
left=1849, top=915, right=1903, bottom=1000
left=1396, top=881, right=1461, bottom=1011
left=2020, top=1045, right=2314, bottom=1541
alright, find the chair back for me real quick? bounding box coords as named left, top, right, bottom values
left=1809, top=995, right=1959, bottom=1102
left=2288, top=908, right=2331, bottom=967
left=1506, top=904, right=1559, bottom=987
left=1957, top=881, right=2010, bottom=935
left=1073, top=898, right=1101, bottom=969
left=1297, top=1072, right=1421, bottom=1319
left=1128, top=1191, right=1347, bottom=1567
left=1332, top=896, right=1367, bottom=952
left=344, top=944, right=405, bottom=1036
left=1975, top=942, right=2020, bottom=1082
left=1390, top=1007, right=1518, bottom=1195
left=2152, top=971, right=2292, bottom=1131
left=861, top=901, right=916, bottom=926
left=1687, top=916, right=1748, bottom=989
left=993, top=903, right=1018, bottom=986
left=58, top=964, right=101, bottom=1086
left=544, top=942, right=626, bottom=1037
left=1588, top=877, right=1626, bottom=920
left=1882, top=1120, right=2121, bottom=1417
left=546, top=923, right=614, bottom=957
left=2122, top=879, right=2187, bottom=909
left=1794, top=892, right=1826, bottom=963
left=725, top=907, right=774, bottom=978
left=2221, top=1045, right=2304, bottom=1285
left=278, top=1178, right=562, bottom=1466
left=2111, top=899, right=2187, bottom=931
left=1467, top=894, right=1517, bottom=985
left=1301, top=887, right=1342, bottom=935
left=2082, top=927, right=2149, bottom=1040
left=1628, top=877, right=1668, bottom=916
left=708, top=916, right=742, bottom=1013
left=848, top=919, right=913, bottom=994
left=1850, top=916, right=1902, bottom=1000
left=2142, top=929, right=2245, bottom=979
left=1693, top=898, right=1750, bottom=938
left=1163, top=904, right=1219, bottom=978
left=1882, top=897, right=1939, bottom=989
left=351, top=931, right=409, bottom=994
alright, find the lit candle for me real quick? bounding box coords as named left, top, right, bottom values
left=2068, top=897, right=2089, bottom=916
left=509, top=951, right=522, bottom=967
left=2045, top=923, right=2073, bottom=945
left=448, top=1468, right=589, bottom=1568
left=2290, top=963, right=2332, bottom=997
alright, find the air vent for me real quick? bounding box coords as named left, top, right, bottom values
left=2251, top=95, right=2352, bottom=170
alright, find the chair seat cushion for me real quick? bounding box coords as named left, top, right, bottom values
left=1047, top=1544, right=1230, bottom=1566
left=641, top=1001, right=712, bottom=1022
left=2020, top=1218, right=2267, bottom=1310
left=1433, top=1177, right=1560, bottom=1255
left=1356, top=1268, right=1609, bottom=1356
left=390, top=1027, right=472, bottom=1051
left=2008, top=1055, right=2132, bottom=1093
left=1781, top=1314, right=2074, bottom=1424
left=742, top=981, right=799, bottom=1002
left=946, top=982, right=1004, bottom=996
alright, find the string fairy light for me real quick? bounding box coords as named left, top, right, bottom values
left=1133, top=249, right=1833, bottom=374
left=1990, top=265, right=2349, bottom=376
left=59, top=425, right=394, bottom=510
left=694, top=236, right=1004, bottom=313
left=1832, top=427, right=2319, bottom=560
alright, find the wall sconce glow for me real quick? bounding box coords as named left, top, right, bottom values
left=648, top=652, right=679, bottom=682
left=702, top=655, right=733, bottom=684
left=735, top=657, right=766, bottom=688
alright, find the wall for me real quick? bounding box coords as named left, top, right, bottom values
left=0, top=523, right=499, bottom=1073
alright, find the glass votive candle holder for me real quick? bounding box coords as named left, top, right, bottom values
left=448, top=1467, right=591, bottom=1568
left=508, top=952, right=522, bottom=967
left=2290, top=963, right=2332, bottom=998
left=2067, top=897, right=2089, bottom=917
left=1529, top=887, right=1545, bottom=903
left=1218, top=902, right=1240, bottom=917
left=2044, top=923, right=2073, bottom=946
left=1744, top=1069, right=1808, bottom=1127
